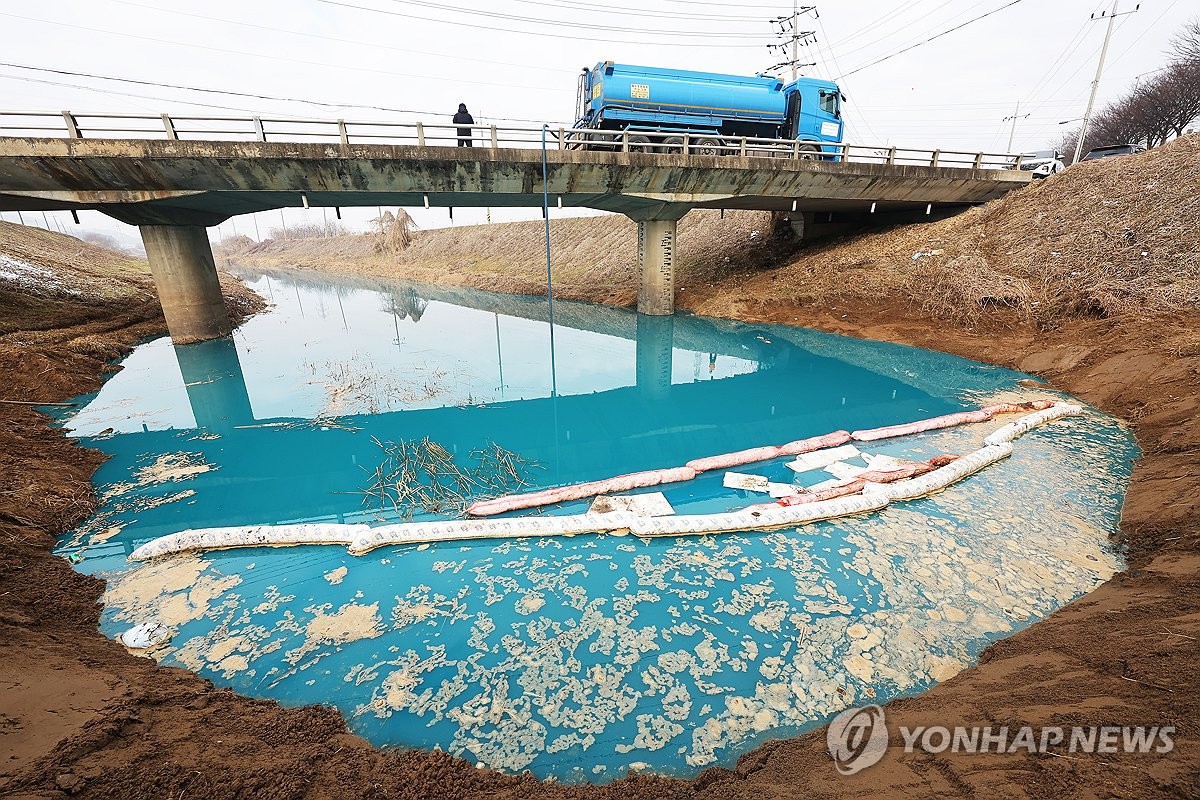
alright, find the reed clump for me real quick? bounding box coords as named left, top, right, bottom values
left=358, top=437, right=540, bottom=520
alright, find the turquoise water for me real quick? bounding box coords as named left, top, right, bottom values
left=56, top=268, right=1138, bottom=781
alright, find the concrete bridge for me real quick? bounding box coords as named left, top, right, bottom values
left=0, top=112, right=1031, bottom=342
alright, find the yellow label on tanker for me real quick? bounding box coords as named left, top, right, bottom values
left=591, top=81, right=603, bottom=101
left=630, top=83, right=650, bottom=99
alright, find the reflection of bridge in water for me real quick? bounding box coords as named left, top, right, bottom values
left=81, top=291, right=966, bottom=551
left=234, top=266, right=977, bottom=400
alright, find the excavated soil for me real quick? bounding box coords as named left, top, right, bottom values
left=3, top=137, right=1199, bottom=799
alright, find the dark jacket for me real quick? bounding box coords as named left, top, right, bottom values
left=453, top=105, right=474, bottom=135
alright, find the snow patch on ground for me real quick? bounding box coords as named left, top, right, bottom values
left=0, top=254, right=78, bottom=295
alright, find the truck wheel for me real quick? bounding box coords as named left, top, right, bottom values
left=661, top=136, right=685, bottom=154
left=693, top=138, right=722, bottom=156
left=796, top=144, right=821, bottom=160
left=582, top=132, right=616, bottom=152
left=627, top=134, right=653, bottom=152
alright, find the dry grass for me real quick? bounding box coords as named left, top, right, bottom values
left=218, top=210, right=785, bottom=307
left=696, top=134, right=1200, bottom=328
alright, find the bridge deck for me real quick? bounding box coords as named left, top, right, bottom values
left=0, top=137, right=1029, bottom=226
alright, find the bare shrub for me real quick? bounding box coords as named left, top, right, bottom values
left=216, top=234, right=255, bottom=254
left=267, top=221, right=349, bottom=240
left=78, top=231, right=142, bottom=256
left=374, top=209, right=417, bottom=254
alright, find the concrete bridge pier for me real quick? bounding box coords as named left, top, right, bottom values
left=630, top=205, right=692, bottom=316
left=139, top=224, right=231, bottom=344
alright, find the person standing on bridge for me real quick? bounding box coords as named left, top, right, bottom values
left=453, top=103, right=474, bottom=147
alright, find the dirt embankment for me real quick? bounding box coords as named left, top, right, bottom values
left=3, top=136, right=1199, bottom=799
left=217, top=209, right=790, bottom=308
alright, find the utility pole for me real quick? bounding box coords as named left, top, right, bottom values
left=1004, top=103, right=1031, bottom=152
left=1074, top=1, right=1139, bottom=164
left=768, top=3, right=818, bottom=79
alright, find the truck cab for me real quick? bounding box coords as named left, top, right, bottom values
left=780, top=77, right=844, bottom=148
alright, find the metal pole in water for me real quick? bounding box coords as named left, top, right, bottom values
left=494, top=312, right=505, bottom=398
left=540, top=125, right=557, bottom=398
left=541, top=124, right=560, bottom=473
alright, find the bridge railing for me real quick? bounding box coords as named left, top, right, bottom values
left=0, top=110, right=1025, bottom=171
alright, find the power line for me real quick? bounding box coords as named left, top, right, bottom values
left=0, top=62, right=442, bottom=117
left=0, top=11, right=561, bottom=89
left=382, top=0, right=768, bottom=37
left=109, top=0, right=577, bottom=76
left=1034, top=16, right=1134, bottom=114
left=0, top=73, right=281, bottom=115
left=831, top=0, right=925, bottom=48
left=814, top=13, right=882, bottom=143
left=837, top=0, right=1030, bottom=79
left=832, top=0, right=966, bottom=61
left=1104, top=0, right=1184, bottom=70
left=317, top=0, right=766, bottom=46
left=659, top=0, right=806, bottom=8
left=1020, top=19, right=1096, bottom=111
left=507, top=0, right=766, bottom=23
left=0, top=65, right=562, bottom=124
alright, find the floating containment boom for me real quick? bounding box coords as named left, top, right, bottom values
left=127, top=402, right=1081, bottom=562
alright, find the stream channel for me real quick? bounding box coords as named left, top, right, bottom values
left=53, top=267, right=1139, bottom=782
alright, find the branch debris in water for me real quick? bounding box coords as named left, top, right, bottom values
left=359, top=437, right=540, bottom=521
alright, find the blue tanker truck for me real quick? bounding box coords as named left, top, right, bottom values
left=573, top=61, right=845, bottom=157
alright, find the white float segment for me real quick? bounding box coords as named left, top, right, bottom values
left=628, top=491, right=890, bottom=537
left=984, top=402, right=1083, bottom=446
left=870, top=443, right=1013, bottom=501
left=129, top=523, right=368, bottom=561
left=347, top=512, right=641, bottom=555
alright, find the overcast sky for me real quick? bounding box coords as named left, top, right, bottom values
left=0, top=0, right=1194, bottom=244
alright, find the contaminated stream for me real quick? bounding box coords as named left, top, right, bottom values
left=52, top=267, right=1138, bottom=783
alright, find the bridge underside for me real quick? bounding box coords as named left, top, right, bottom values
left=0, top=138, right=1029, bottom=340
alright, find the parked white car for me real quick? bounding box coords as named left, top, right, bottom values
left=1019, top=149, right=1065, bottom=178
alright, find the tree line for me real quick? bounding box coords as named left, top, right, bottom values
left=1057, top=18, right=1200, bottom=162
